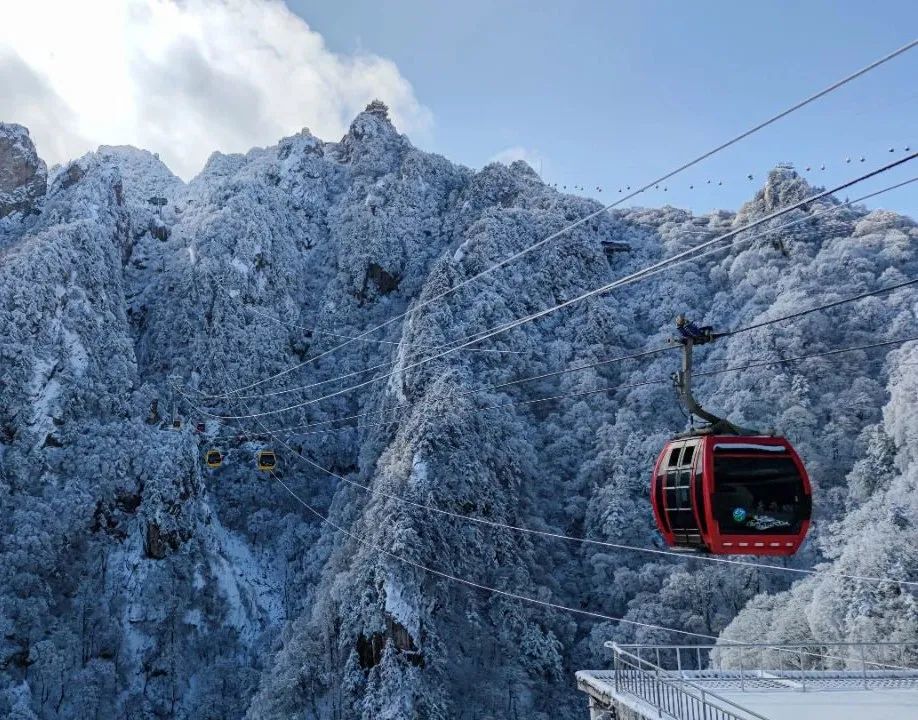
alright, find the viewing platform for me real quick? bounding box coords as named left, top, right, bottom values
left=577, top=641, right=918, bottom=720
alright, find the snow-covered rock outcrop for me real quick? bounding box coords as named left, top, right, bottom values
left=0, top=123, right=46, bottom=218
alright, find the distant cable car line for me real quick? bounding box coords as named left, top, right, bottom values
left=196, top=173, right=861, bottom=418
left=194, top=172, right=915, bottom=458
left=200, top=141, right=906, bottom=405
left=554, top=141, right=912, bottom=191
left=245, top=304, right=523, bottom=356
left=213, top=334, right=918, bottom=449
left=202, top=176, right=918, bottom=433
left=206, top=269, right=918, bottom=443
left=184, top=333, right=918, bottom=589
left=199, top=170, right=917, bottom=426
left=206, top=39, right=917, bottom=399
left=197, top=155, right=918, bottom=421
left=264, top=468, right=918, bottom=665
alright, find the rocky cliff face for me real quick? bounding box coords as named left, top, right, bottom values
left=0, top=105, right=916, bottom=719
left=0, top=124, right=46, bottom=218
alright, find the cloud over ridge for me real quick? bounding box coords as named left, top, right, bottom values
left=0, top=0, right=432, bottom=179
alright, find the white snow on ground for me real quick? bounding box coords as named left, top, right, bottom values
left=231, top=257, right=249, bottom=276
left=62, top=326, right=88, bottom=377
left=383, top=576, right=419, bottom=637
left=30, top=375, right=60, bottom=422
left=111, top=539, right=154, bottom=702
left=207, top=512, right=286, bottom=642
left=409, top=453, right=428, bottom=487
left=29, top=351, right=60, bottom=426
left=210, top=550, right=248, bottom=630
left=720, top=689, right=918, bottom=720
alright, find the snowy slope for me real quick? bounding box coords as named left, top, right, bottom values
left=0, top=105, right=916, bottom=719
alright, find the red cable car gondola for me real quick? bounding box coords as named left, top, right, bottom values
left=650, top=317, right=812, bottom=556
left=651, top=435, right=811, bottom=556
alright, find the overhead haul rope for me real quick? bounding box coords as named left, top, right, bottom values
left=223, top=320, right=522, bottom=402
left=255, top=440, right=918, bottom=669
left=553, top=142, right=916, bottom=194
left=183, top=333, right=918, bottom=589
left=240, top=323, right=918, bottom=446
left=220, top=142, right=912, bottom=393
left=197, top=357, right=918, bottom=664
left=202, top=39, right=918, bottom=400
left=202, top=316, right=733, bottom=645
left=194, top=282, right=918, bottom=662
left=219, top=337, right=918, bottom=449
left=205, top=176, right=918, bottom=439
left=196, top=154, right=918, bottom=421
left=244, top=305, right=523, bottom=355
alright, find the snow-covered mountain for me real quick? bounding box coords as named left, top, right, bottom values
left=0, top=103, right=915, bottom=719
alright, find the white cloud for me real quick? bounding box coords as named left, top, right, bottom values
left=488, top=146, right=546, bottom=175
left=0, top=0, right=432, bottom=179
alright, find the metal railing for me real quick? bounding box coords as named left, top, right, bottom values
left=609, top=641, right=918, bottom=693
left=610, top=643, right=769, bottom=720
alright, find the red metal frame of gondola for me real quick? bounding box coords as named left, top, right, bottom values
left=650, top=437, right=706, bottom=550
left=651, top=435, right=811, bottom=556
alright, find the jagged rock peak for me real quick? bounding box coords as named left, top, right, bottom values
left=0, top=122, right=47, bottom=218
left=733, top=164, right=821, bottom=223
left=336, top=99, right=405, bottom=168
left=759, top=164, right=815, bottom=211
left=508, top=158, right=540, bottom=179
left=364, top=99, right=390, bottom=119
left=345, top=99, right=398, bottom=141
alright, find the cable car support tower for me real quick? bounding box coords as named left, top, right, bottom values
left=672, top=317, right=761, bottom=437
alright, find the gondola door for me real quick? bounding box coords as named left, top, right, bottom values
left=660, top=439, right=706, bottom=551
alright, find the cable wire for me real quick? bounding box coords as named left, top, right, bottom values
left=198, top=155, right=918, bottom=420
left=208, top=39, right=918, bottom=398
left=193, top=158, right=917, bottom=411
left=194, top=274, right=918, bottom=664
left=210, top=216, right=918, bottom=443
left=245, top=304, right=523, bottom=355
left=184, top=334, right=918, bottom=588
left=198, top=177, right=918, bottom=410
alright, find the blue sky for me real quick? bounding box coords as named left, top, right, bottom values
left=1, top=1, right=913, bottom=216
left=293, top=0, right=917, bottom=216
